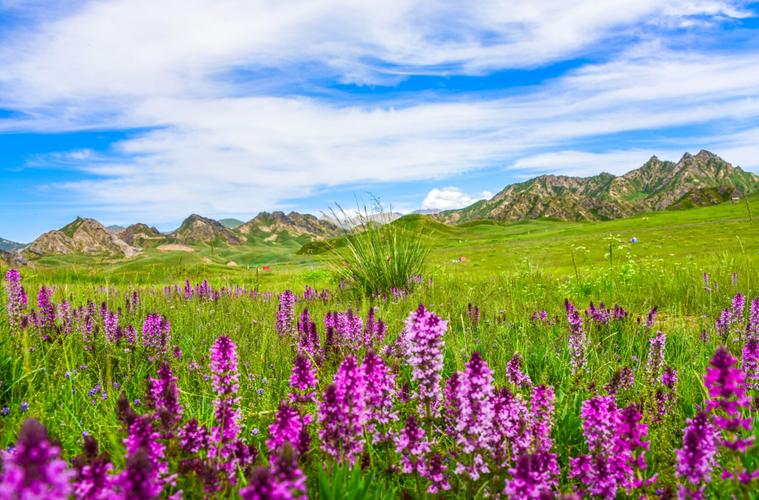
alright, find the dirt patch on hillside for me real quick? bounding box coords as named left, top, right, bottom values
left=157, top=244, right=195, bottom=253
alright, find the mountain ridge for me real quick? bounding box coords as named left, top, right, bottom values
left=440, top=150, right=758, bottom=223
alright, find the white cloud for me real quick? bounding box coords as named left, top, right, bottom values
left=0, top=0, right=749, bottom=108
left=17, top=47, right=759, bottom=222
left=422, top=187, right=492, bottom=210
left=0, top=1, right=758, bottom=223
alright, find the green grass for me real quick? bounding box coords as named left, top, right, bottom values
left=2, top=196, right=759, bottom=497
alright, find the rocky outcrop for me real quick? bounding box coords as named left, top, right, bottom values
left=23, top=217, right=140, bottom=258
left=441, top=151, right=759, bottom=223
left=170, top=214, right=241, bottom=245
left=238, top=211, right=340, bottom=240
left=117, top=223, right=165, bottom=247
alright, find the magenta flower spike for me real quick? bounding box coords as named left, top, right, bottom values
left=403, top=305, right=447, bottom=418
left=147, top=362, right=183, bottom=435
left=506, top=353, right=532, bottom=389
left=208, top=336, right=242, bottom=472
left=0, top=419, right=73, bottom=499
left=395, top=415, right=431, bottom=474
left=289, top=353, right=318, bottom=403
left=142, top=313, right=171, bottom=359
left=5, top=269, right=28, bottom=331
left=317, top=356, right=367, bottom=465
left=267, top=401, right=307, bottom=454
left=276, top=290, right=296, bottom=337
left=361, top=351, right=397, bottom=441
left=676, top=411, right=719, bottom=497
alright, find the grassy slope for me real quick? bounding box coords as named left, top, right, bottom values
left=1, top=197, right=759, bottom=496
left=20, top=194, right=759, bottom=284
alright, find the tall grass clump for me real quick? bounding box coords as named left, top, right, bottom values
left=328, top=203, right=428, bottom=296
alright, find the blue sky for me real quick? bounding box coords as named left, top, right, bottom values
left=2, top=1, right=759, bottom=242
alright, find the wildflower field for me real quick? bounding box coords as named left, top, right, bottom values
left=1, top=199, right=759, bottom=498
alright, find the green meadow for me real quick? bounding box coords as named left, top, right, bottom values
left=1, top=195, right=758, bottom=497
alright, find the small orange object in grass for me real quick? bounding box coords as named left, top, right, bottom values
left=262, top=265, right=271, bottom=271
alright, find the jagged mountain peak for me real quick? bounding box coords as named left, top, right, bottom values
left=441, top=151, right=759, bottom=224
left=172, top=214, right=240, bottom=245
left=239, top=211, right=339, bottom=240
left=23, top=217, right=140, bottom=258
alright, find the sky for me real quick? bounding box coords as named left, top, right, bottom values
left=2, top=1, right=759, bottom=242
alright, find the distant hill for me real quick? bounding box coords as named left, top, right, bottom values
left=23, top=217, right=140, bottom=258
left=106, top=224, right=126, bottom=234
left=0, top=237, right=25, bottom=252
left=218, top=218, right=245, bottom=229
left=239, top=211, right=340, bottom=242
left=440, top=150, right=759, bottom=223
left=170, top=214, right=241, bottom=245
left=117, top=223, right=165, bottom=247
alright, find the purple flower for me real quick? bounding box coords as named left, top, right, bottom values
left=566, top=301, right=586, bottom=376
left=335, top=309, right=363, bottom=350
left=422, top=453, right=451, bottom=494
left=676, top=411, right=719, bottom=495
left=615, top=405, right=654, bottom=491
left=147, top=362, right=183, bottom=435
left=401, top=305, right=447, bottom=418
left=742, top=336, right=759, bottom=390
left=451, top=352, right=495, bottom=480
left=656, top=368, right=678, bottom=421
left=208, top=336, right=242, bottom=472
left=490, top=387, right=530, bottom=465
left=276, top=290, right=296, bottom=337
left=504, top=451, right=557, bottom=498
left=361, top=351, right=397, bottom=441
left=569, top=395, right=625, bottom=498
left=646, top=331, right=666, bottom=383
left=178, top=419, right=208, bottom=454
left=296, top=309, right=320, bottom=359
left=57, top=300, right=72, bottom=336
left=122, top=416, right=167, bottom=484
left=142, top=313, right=170, bottom=359
left=748, top=297, right=759, bottom=337
left=506, top=353, right=532, bottom=389
left=530, top=384, right=556, bottom=454
left=0, top=419, right=73, bottom=499
left=104, top=310, right=120, bottom=343
left=587, top=302, right=610, bottom=325
left=72, top=435, right=113, bottom=499
left=317, top=356, right=367, bottom=465
left=605, top=366, right=634, bottom=395
left=612, top=304, right=627, bottom=321
left=112, top=448, right=162, bottom=499
left=241, top=445, right=307, bottom=500
left=289, top=353, right=318, bottom=403
left=363, top=307, right=386, bottom=347
left=267, top=402, right=308, bottom=454
left=5, top=269, right=28, bottom=331
left=36, top=286, right=56, bottom=330
left=645, top=306, right=658, bottom=329
left=705, top=348, right=752, bottom=439
left=395, top=415, right=430, bottom=474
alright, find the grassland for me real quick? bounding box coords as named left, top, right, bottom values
left=1, top=196, right=758, bottom=497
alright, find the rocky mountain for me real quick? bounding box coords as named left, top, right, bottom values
left=117, top=223, right=165, bottom=247
left=441, top=151, right=759, bottom=223
left=239, top=211, right=340, bottom=241
left=218, top=218, right=245, bottom=229
left=106, top=224, right=126, bottom=234
left=170, top=214, right=241, bottom=245
left=23, top=217, right=140, bottom=258
left=0, top=237, right=25, bottom=252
